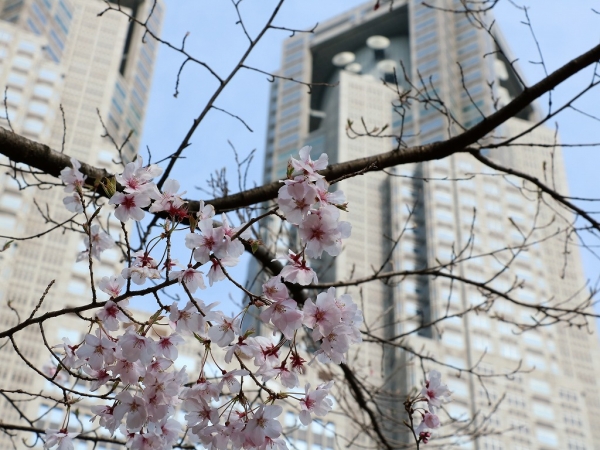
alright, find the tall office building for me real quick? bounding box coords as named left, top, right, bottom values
left=0, top=0, right=163, bottom=446
left=257, top=1, right=600, bottom=449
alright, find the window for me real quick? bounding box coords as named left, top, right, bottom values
left=284, top=62, right=302, bottom=77
left=436, top=190, right=452, bottom=205
left=415, top=17, right=436, bottom=31
left=278, top=133, right=298, bottom=148
left=67, top=280, right=86, bottom=296
left=447, top=402, right=469, bottom=419
left=457, top=28, right=476, bottom=42
left=444, top=332, right=464, bottom=349
left=471, top=314, right=489, bottom=329
left=472, top=335, right=493, bottom=353
left=50, top=29, right=64, bottom=49
left=446, top=378, right=468, bottom=398
left=54, top=13, right=69, bottom=34
left=281, top=89, right=301, bottom=105
left=8, top=72, right=26, bottom=87
left=402, top=279, right=416, bottom=295
left=416, top=30, right=437, bottom=44
left=279, top=118, right=299, bottom=133
left=416, top=42, right=438, bottom=59
left=0, top=193, right=21, bottom=210
left=0, top=30, right=13, bottom=42
left=533, top=401, right=554, bottom=420
left=536, top=428, right=558, bottom=447
left=458, top=42, right=478, bottom=56
left=45, top=45, right=59, bottom=62
left=39, top=68, right=57, bottom=82
left=23, top=117, right=44, bottom=134
left=500, top=343, right=520, bottom=360
left=29, top=100, right=49, bottom=116
left=27, top=18, right=41, bottom=35
left=58, top=0, right=73, bottom=20
left=5, top=89, right=21, bottom=105
left=280, top=103, right=300, bottom=118
left=529, top=378, right=551, bottom=395
left=13, top=55, right=31, bottom=70
left=33, top=84, right=53, bottom=98
left=32, top=2, right=47, bottom=24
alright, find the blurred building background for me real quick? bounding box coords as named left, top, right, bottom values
left=0, top=0, right=163, bottom=447
left=253, top=0, right=600, bottom=449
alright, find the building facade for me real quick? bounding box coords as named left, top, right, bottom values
left=0, top=0, right=163, bottom=447
left=256, top=1, right=600, bottom=449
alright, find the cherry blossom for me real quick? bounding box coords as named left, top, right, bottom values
left=113, top=391, right=148, bottom=432
left=302, top=289, right=342, bottom=340
left=262, top=277, right=289, bottom=302
left=206, top=255, right=238, bottom=286
left=149, top=178, right=186, bottom=213
left=421, top=370, right=452, bottom=413
left=416, top=412, right=441, bottom=435
left=112, top=356, right=144, bottom=385
left=44, top=428, right=79, bottom=450
left=257, top=362, right=299, bottom=388
left=121, top=251, right=160, bottom=285
left=299, top=381, right=334, bottom=425
left=48, top=147, right=363, bottom=449
left=118, top=329, right=157, bottom=365
left=109, top=191, right=151, bottom=222
left=299, top=207, right=350, bottom=258
left=63, top=192, right=84, bottom=213
left=53, top=337, right=82, bottom=370
left=244, top=405, right=283, bottom=446
left=59, top=158, right=86, bottom=213
left=315, top=178, right=346, bottom=208
left=221, top=213, right=252, bottom=240
left=279, top=250, right=318, bottom=285
left=83, top=366, right=111, bottom=391
left=156, top=333, right=185, bottom=360
left=277, top=177, right=318, bottom=225
left=169, top=300, right=209, bottom=336
left=59, top=157, right=85, bottom=191
left=196, top=200, right=215, bottom=221
left=98, top=275, right=126, bottom=298
left=290, top=145, right=328, bottom=181
left=171, top=265, right=206, bottom=292
left=208, top=313, right=240, bottom=347
left=260, top=298, right=303, bottom=340
left=115, top=156, right=162, bottom=194
left=91, top=404, right=119, bottom=435
left=316, top=324, right=352, bottom=364
left=75, top=329, right=115, bottom=370
left=78, top=224, right=114, bottom=261
left=220, top=369, right=249, bottom=393
left=185, top=219, right=225, bottom=264
left=96, top=299, right=129, bottom=331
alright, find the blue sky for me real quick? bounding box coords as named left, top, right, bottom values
left=137, top=1, right=600, bottom=316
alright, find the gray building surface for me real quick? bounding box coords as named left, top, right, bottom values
left=0, top=0, right=163, bottom=447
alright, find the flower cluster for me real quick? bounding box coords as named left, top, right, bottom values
left=277, top=146, right=350, bottom=263
left=48, top=148, right=358, bottom=450
left=59, top=157, right=86, bottom=213
left=413, top=370, right=452, bottom=444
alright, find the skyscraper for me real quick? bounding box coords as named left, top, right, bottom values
left=0, top=0, right=163, bottom=446
left=257, top=1, right=600, bottom=448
